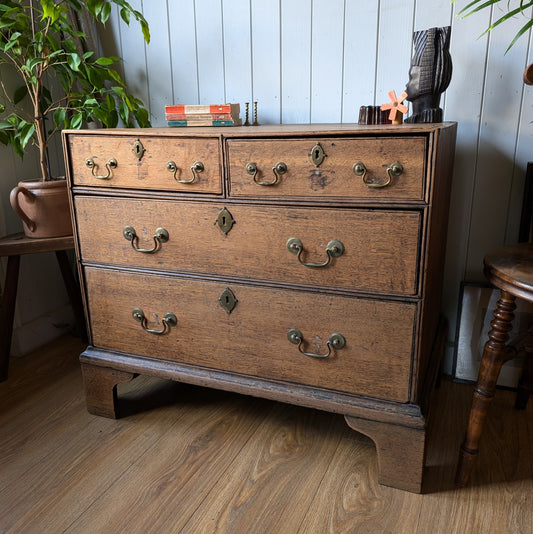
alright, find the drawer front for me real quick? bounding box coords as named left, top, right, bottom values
left=227, top=137, right=426, bottom=201
left=85, top=267, right=415, bottom=402
left=75, top=196, right=421, bottom=297
left=68, top=134, right=222, bottom=194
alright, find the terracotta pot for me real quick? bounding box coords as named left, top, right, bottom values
left=10, top=179, right=73, bottom=238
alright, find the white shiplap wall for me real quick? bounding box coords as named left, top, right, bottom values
left=101, top=0, right=533, bottom=374
left=2, top=0, right=532, bottom=370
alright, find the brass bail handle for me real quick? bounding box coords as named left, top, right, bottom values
left=352, top=161, right=403, bottom=188
left=167, top=160, right=204, bottom=183
left=246, top=161, right=287, bottom=186
left=286, top=237, right=344, bottom=268
left=287, top=329, right=345, bottom=359
left=123, top=225, right=169, bottom=253
left=132, top=308, right=177, bottom=335
left=85, top=157, right=117, bottom=180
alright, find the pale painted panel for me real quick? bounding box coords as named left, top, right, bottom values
left=465, top=8, right=530, bottom=278
left=280, top=0, right=311, bottom=124
left=195, top=0, right=225, bottom=104
left=116, top=0, right=150, bottom=112
left=506, top=10, right=533, bottom=244
left=440, top=4, right=492, bottom=373
left=413, top=0, right=453, bottom=30
left=223, top=0, right=253, bottom=119
left=310, top=0, right=345, bottom=123
left=342, top=1, right=379, bottom=121
left=251, top=0, right=281, bottom=124
left=143, top=1, right=173, bottom=125
left=168, top=0, right=199, bottom=105
left=375, top=0, right=415, bottom=107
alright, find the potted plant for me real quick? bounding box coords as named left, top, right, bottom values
left=0, top=0, right=151, bottom=238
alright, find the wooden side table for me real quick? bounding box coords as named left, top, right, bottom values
left=0, top=232, right=86, bottom=381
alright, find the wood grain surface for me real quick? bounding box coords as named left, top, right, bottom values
left=0, top=335, right=531, bottom=533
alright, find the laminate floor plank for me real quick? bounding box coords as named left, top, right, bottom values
left=1, top=335, right=532, bottom=534
left=181, top=403, right=346, bottom=534
left=417, top=381, right=533, bottom=534
left=297, top=430, right=422, bottom=534
left=64, top=390, right=274, bottom=534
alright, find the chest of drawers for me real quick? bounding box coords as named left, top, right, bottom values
left=63, top=123, right=456, bottom=493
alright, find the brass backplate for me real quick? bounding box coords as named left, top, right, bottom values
left=132, top=139, right=145, bottom=161
left=310, top=143, right=326, bottom=167
left=219, top=287, right=238, bottom=314
left=216, top=207, right=235, bottom=234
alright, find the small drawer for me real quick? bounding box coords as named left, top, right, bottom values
left=75, top=196, right=422, bottom=297
left=67, top=134, right=222, bottom=194
left=85, top=267, right=415, bottom=402
left=227, top=136, right=426, bottom=202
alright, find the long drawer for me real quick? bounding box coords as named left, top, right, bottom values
left=85, top=267, right=415, bottom=402
left=226, top=137, right=427, bottom=202
left=67, top=134, right=223, bottom=194
left=74, top=196, right=422, bottom=297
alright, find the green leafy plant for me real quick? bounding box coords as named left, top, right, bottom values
left=0, top=0, right=151, bottom=181
left=453, top=1, right=533, bottom=52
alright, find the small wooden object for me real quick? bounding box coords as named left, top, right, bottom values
left=456, top=243, right=533, bottom=486
left=381, top=90, right=408, bottom=125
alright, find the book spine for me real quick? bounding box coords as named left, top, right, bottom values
left=165, top=104, right=239, bottom=114
left=167, top=119, right=238, bottom=127
left=165, top=112, right=234, bottom=121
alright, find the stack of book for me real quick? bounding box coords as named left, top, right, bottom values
left=165, top=103, right=241, bottom=127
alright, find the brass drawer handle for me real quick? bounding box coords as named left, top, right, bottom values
left=352, top=161, right=403, bottom=188
left=85, top=158, right=117, bottom=180
left=167, top=160, right=204, bottom=183
left=123, top=225, right=169, bottom=253
left=132, top=308, right=177, bottom=335
left=286, top=237, right=344, bottom=268
left=287, top=329, right=345, bottom=359
left=246, top=161, right=286, bottom=186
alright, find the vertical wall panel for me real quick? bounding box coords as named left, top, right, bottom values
left=223, top=0, right=253, bottom=119
left=310, top=0, right=345, bottom=122
left=143, top=1, right=173, bottom=125
left=413, top=0, right=452, bottom=31
left=195, top=0, right=225, bottom=104
left=465, top=9, right=530, bottom=277
left=440, top=4, right=492, bottom=373
left=251, top=0, right=281, bottom=124
left=375, top=0, right=415, bottom=106
left=116, top=0, right=149, bottom=112
left=168, top=0, right=199, bottom=106
left=281, top=0, right=311, bottom=124
left=342, top=1, right=379, bottom=121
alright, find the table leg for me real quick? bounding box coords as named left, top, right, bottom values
left=0, top=255, right=20, bottom=381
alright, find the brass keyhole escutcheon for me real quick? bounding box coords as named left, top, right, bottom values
left=216, top=207, right=235, bottom=235
left=310, top=143, right=326, bottom=167
left=132, top=139, right=145, bottom=161
left=219, top=287, right=238, bottom=314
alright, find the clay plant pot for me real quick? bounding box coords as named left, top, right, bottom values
left=10, top=179, right=73, bottom=238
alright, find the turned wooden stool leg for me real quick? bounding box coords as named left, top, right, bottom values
left=0, top=255, right=21, bottom=381
left=456, top=290, right=517, bottom=486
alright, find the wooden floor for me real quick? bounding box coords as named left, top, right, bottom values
left=0, top=336, right=532, bottom=534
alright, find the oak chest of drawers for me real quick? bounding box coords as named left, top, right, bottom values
left=63, top=122, right=457, bottom=493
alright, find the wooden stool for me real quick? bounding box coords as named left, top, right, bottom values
left=0, top=232, right=86, bottom=381
left=456, top=243, right=533, bottom=486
